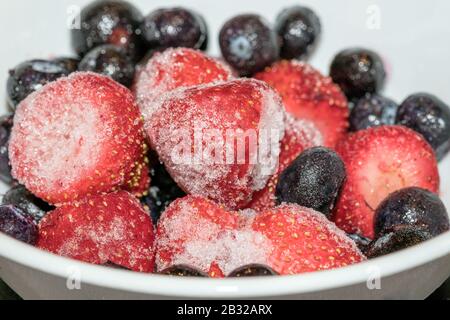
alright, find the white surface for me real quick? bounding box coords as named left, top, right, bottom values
left=0, top=0, right=450, bottom=299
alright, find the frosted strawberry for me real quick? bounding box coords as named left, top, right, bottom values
left=145, top=78, right=286, bottom=210
left=246, top=115, right=323, bottom=211
left=134, top=48, right=234, bottom=118
left=9, top=72, right=148, bottom=204
left=333, top=126, right=439, bottom=238
left=37, top=191, right=155, bottom=272
left=156, top=196, right=365, bottom=277
left=255, top=60, right=349, bottom=148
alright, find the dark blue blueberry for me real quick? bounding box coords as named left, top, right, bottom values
left=2, top=186, right=53, bottom=223
left=141, top=7, right=207, bottom=51
left=228, top=264, right=278, bottom=277
left=160, top=265, right=208, bottom=277
left=347, top=233, right=371, bottom=254
left=219, top=14, right=279, bottom=76
left=275, top=6, right=321, bottom=60
left=365, top=227, right=433, bottom=258
left=330, top=48, right=386, bottom=99
left=0, top=114, right=13, bottom=184
left=276, top=147, right=346, bottom=218
left=396, top=93, right=450, bottom=160
left=349, top=94, right=398, bottom=131
left=141, top=158, right=185, bottom=224
left=7, top=59, right=72, bottom=109
left=71, top=0, right=145, bottom=61
left=0, top=205, right=38, bottom=245
left=374, top=187, right=449, bottom=239
left=78, top=44, right=135, bottom=87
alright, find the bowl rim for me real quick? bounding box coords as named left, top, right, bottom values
left=1, top=230, right=449, bottom=298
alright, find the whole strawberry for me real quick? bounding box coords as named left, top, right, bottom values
left=9, top=72, right=148, bottom=204
left=38, top=191, right=155, bottom=272
left=145, top=78, right=286, bottom=210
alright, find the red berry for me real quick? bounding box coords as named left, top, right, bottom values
left=254, top=204, right=365, bottom=275
left=255, top=60, right=349, bottom=148
left=145, top=78, right=286, bottom=210
left=333, top=125, right=440, bottom=238
left=134, top=48, right=234, bottom=118
left=37, top=191, right=155, bottom=272
left=156, top=196, right=364, bottom=276
left=246, top=115, right=323, bottom=211
left=9, top=72, right=148, bottom=205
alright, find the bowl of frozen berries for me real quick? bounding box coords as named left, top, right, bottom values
left=0, top=0, right=449, bottom=300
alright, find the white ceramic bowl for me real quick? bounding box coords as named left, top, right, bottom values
left=0, top=0, right=449, bottom=300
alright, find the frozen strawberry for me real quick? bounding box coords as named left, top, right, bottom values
left=37, top=191, right=155, bottom=272
left=9, top=72, right=148, bottom=204
left=156, top=196, right=364, bottom=277
left=155, top=196, right=268, bottom=277
left=255, top=60, right=349, bottom=148
left=134, top=47, right=234, bottom=119
left=145, top=78, right=286, bottom=210
left=254, top=204, right=365, bottom=275
left=333, top=126, right=440, bottom=238
left=246, top=115, right=323, bottom=211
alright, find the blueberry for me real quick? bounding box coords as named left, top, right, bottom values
left=53, top=57, right=80, bottom=73
left=349, top=94, right=398, bottom=131
left=141, top=7, right=207, bottom=51
left=2, top=186, right=53, bottom=223
left=219, top=14, right=279, bottom=76
left=71, top=0, right=145, bottom=60
left=0, top=205, right=38, bottom=245
left=140, top=159, right=186, bottom=224
left=228, top=264, right=278, bottom=277
left=374, top=187, right=449, bottom=239
left=396, top=93, right=450, bottom=160
left=276, top=147, right=346, bottom=217
left=78, top=45, right=135, bottom=87
left=275, top=6, right=321, bottom=60
left=347, top=233, right=371, bottom=254
left=160, top=265, right=208, bottom=277
left=7, top=59, right=72, bottom=109
left=365, top=227, right=433, bottom=259
left=0, top=114, right=13, bottom=184
left=330, top=48, right=386, bottom=99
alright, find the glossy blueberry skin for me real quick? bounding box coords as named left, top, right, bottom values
left=219, top=14, right=279, bottom=76
left=53, top=57, right=80, bottom=73
left=396, top=93, right=450, bottom=161
left=365, top=227, right=432, bottom=259
left=141, top=7, right=207, bottom=51
left=140, top=159, right=186, bottom=224
left=374, top=187, right=449, bottom=239
left=0, top=205, right=38, bottom=245
left=0, top=115, right=13, bottom=184
left=71, top=0, right=145, bottom=60
left=7, top=60, right=72, bottom=109
left=276, top=147, right=346, bottom=218
left=330, top=48, right=386, bottom=99
left=275, top=6, right=321, bottom=60
left=78, top=45, right=135, bottom=87
left=160, top=265, right=208, bottom=277
left=349, top=94, right=398, bottom=131
left=2, top=186, right=53, bottom=223
left=347, top=233, right=371, bottom=254
left=228, top=264, right=278, bottom=277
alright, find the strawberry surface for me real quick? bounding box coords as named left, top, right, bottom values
left=145, top=78, right=286, bottom=210
left=255, top=60, right=349, bottom=148
left=37, top=191, right=155, bottom=272
left=9, top=72, right=148, bottom=205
